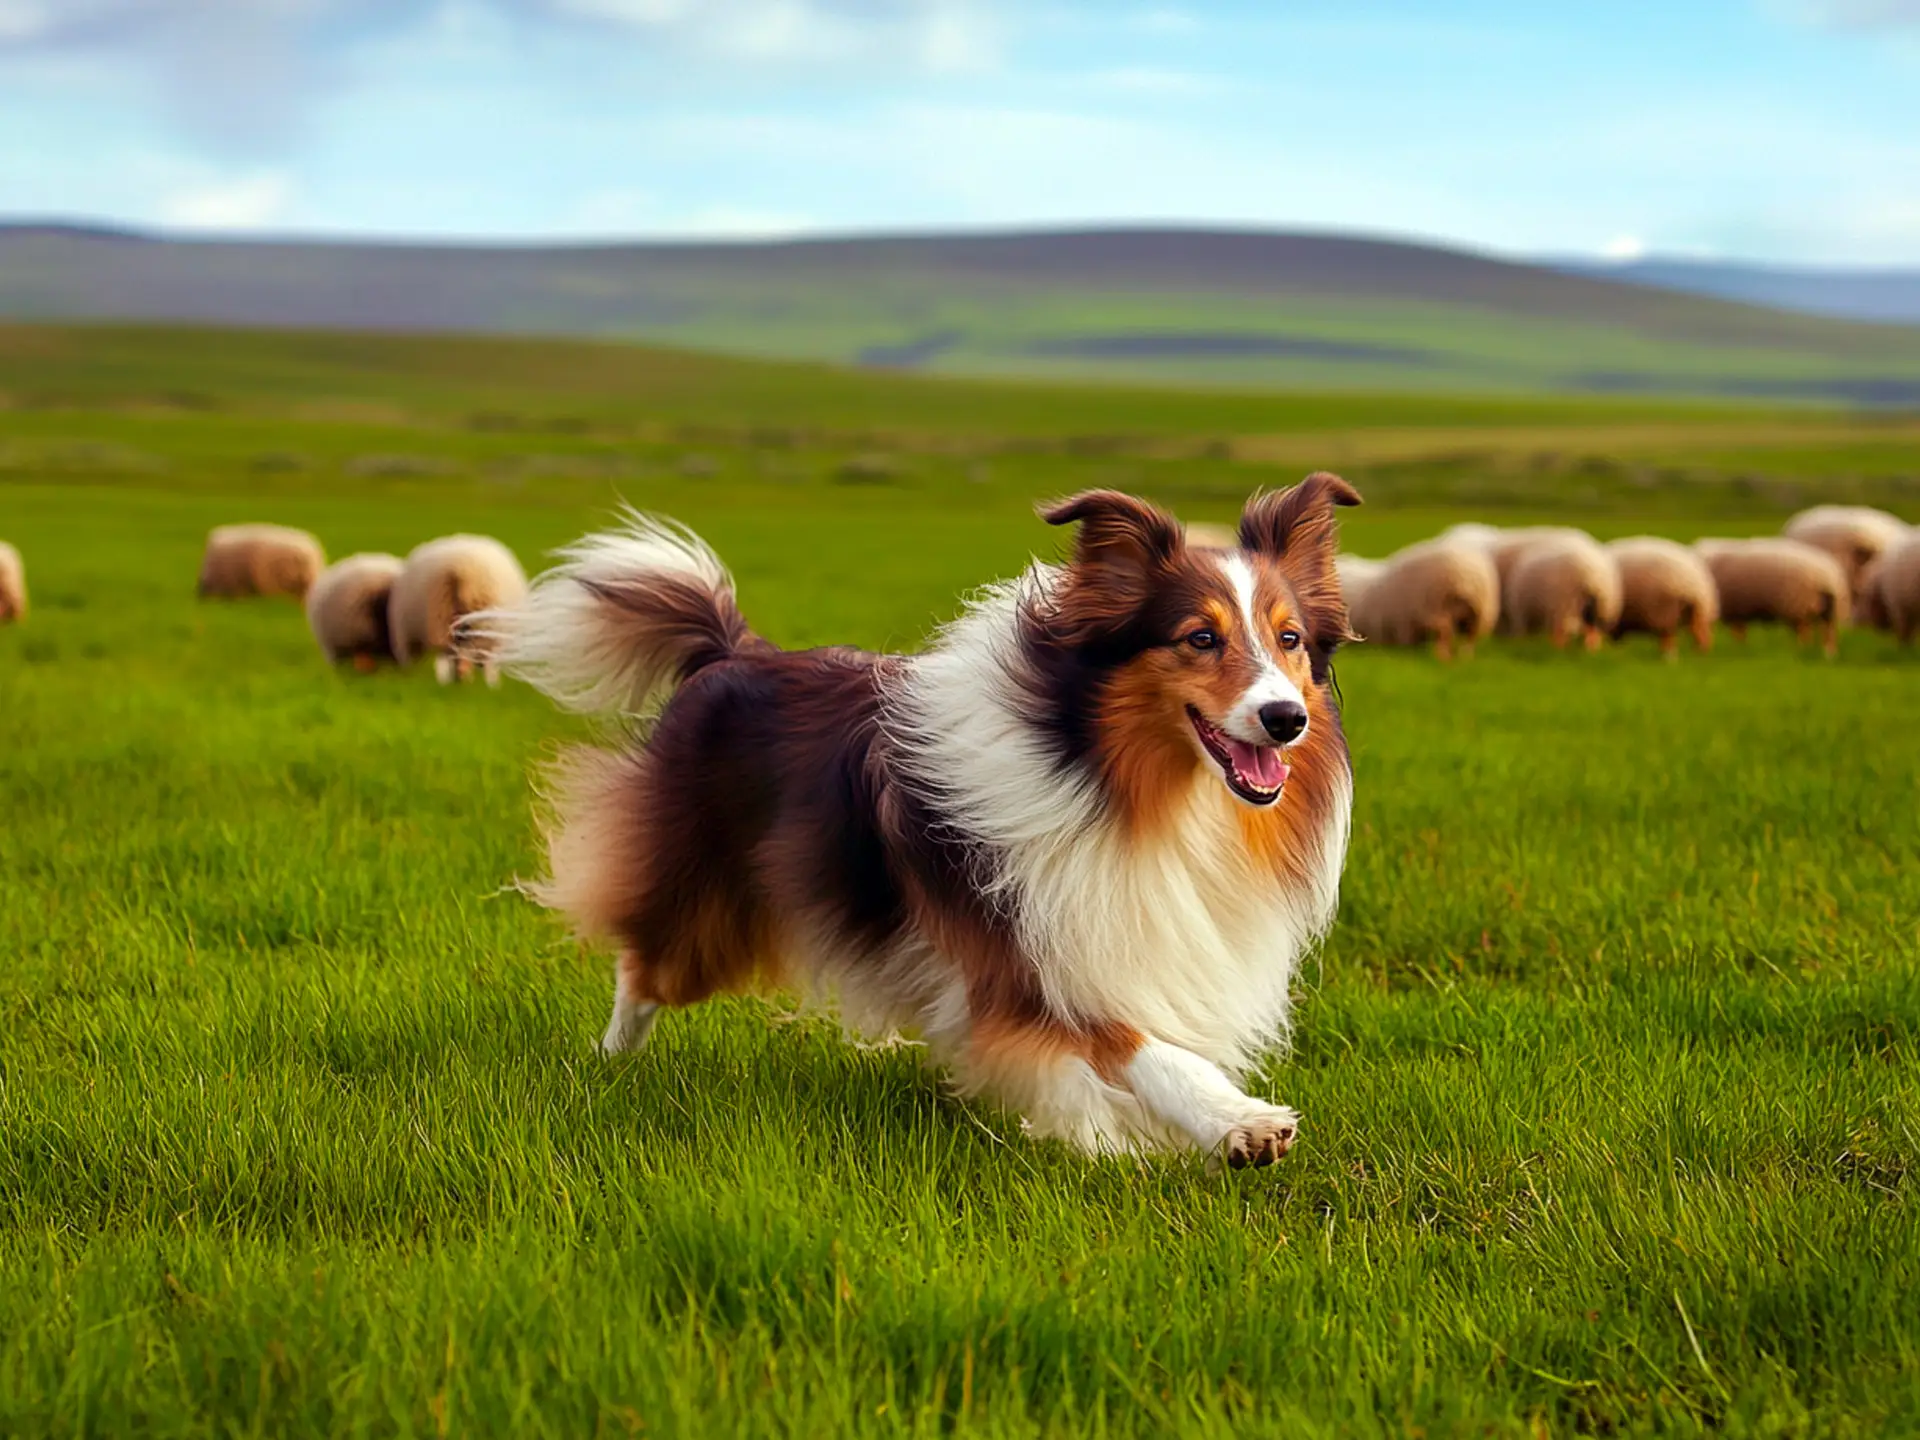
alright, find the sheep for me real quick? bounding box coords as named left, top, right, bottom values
left=1335, top=553, right=1387, bottom=600
left=1184, top=521, right=1239, bottom=549
left=1693, top=538, right=1849, bottom=657
left=1505, top=533, right=1623, bottom=650
left=1346, top=539, right=1499, bottom=660
left=306, top=553, right=404, bottom=672
left=389, top=534, right=529, bottom=685
left=1869, top=531, right=1920, bottom=644
left=1606, top=536, right=1718, bottom=658
left=1440, top=522, right=1599, bottom=628
left=1440, top=522, right=1589, bottom=587
left=0, top=541, right=24, bottom=624
left=1782, top=505, right=1910, bottom=610
left=198, top=523, right=326, bottom=600
left=1855, top=557, right=1891, bottom=631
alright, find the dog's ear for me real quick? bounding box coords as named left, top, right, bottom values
left=1238, top=471, right=1362, bottom=560
left=1036, top=490, right=1183, bottom=651
left=1041, top=490, right=1183, bottom=574
left=1239, top=472, right=1363, bottom=671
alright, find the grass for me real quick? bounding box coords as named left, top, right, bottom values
left=2, top=326, right=1918, bottom=1436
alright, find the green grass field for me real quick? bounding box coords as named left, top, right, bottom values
left=3, top=326, right=1919, bottom=1436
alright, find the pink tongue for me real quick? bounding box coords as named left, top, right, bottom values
left=1226, top=738, right=1289, bottom=790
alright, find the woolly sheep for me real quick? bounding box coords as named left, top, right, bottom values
left=1855, top=557, right=1891, bottom=631
left=1184, top=521, right=1238, bottom=549
left=306, top=553, right=404, bottom=672
left=389, top=534, right=529, bottom=685
left=1693, top=538, right=1849, bottom=657
left=1335, top=553, right=1387, bottom=600
left=1506, top=534, right=1623, bottom=650
left=1606, top=536, right=1718, bottom=658
left=1440, top=522, right=1589, bottom=587
left=1346, top=540, right=1499, bottom=660
left=0, top=541, right=24, bottom=624
left=198, top=523, right=325, bottom=600
left=1782, top=505, right=1910, bottom=609
left=1869, top=531, right=1920, bottom=644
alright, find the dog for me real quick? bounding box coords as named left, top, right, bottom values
left=470, top=473, right=1360, bottom=1165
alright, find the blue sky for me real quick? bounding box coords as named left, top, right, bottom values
left=1, top=0, right=1916, bottom=263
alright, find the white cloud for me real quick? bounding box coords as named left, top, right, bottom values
left=1086, top=66, right=1227, bottom=96
left=0, top=0, right=49, bottom=42
left=1600, top=233, right=1647, bottom=261
left=1130, top=7, right=1198, bottom=34
left=1799, top=0, right=1920, bottom=26
left=531, top=0, right=998, bottom=69
left=161, top=170, right=295, bottom=229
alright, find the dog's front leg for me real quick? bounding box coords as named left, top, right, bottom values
left=1121, top=1038, right=1300, bottom=1168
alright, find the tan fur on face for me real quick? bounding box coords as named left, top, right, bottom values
left=1092, top=551, right=1316, bottom=838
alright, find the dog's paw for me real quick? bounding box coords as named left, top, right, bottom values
left=1223, top=1107, right=1300, bottom=1169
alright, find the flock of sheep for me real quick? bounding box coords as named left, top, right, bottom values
left=3, top=504, right=1917, bottom=667
left=194, top=523, right=528, bottom=682
left=1197, top=504, right=1918, bottom=660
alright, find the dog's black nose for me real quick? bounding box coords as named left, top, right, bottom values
left=1258, top=700, right=1308, bottom=744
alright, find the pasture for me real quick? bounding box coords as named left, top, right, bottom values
left=2, top=325, right=1918, bottom=1436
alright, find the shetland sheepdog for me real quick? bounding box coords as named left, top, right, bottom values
left=470, top=474, right=1360, bottom=1165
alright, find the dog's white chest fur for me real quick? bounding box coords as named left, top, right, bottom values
left=886, top=571, right=1350, bottom=1076
left=1006, top=778, right=1347, bottom=1073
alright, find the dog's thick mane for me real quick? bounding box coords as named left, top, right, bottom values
left=883, top=563, right=1351, bottom=1077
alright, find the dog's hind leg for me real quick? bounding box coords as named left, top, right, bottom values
left=600, top=948, right=660, bottom=1055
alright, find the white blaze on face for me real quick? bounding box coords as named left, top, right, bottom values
left=1218, top=553, right=1308, bottom=745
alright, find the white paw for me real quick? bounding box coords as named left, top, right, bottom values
left=1221, top=1105, right=1300, bottom=1169
left=600, top=1001, right=659, bottom=1056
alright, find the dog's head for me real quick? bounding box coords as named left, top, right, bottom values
left=1030, top=473, right=1360, bottom=820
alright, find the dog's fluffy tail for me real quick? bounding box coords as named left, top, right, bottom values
left=464, top=508, right=762, bottom=716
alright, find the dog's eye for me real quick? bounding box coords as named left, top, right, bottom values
left=1186, top=629, right=1220, bottom=651
left=1277, top=629, right=1303, bottom=651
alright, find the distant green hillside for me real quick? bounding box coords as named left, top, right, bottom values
left=4, top=323, right=1916, bottom=524
left=6, top=227, right=1920, bottom=403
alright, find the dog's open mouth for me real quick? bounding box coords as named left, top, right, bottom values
left=1187, top=707, right=1289, bottom=806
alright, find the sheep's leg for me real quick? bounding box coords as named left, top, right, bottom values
left=352, top=652, right=379, bottom=674
left=1659, top=629, right=1678, bottom=661
left=1822, top=619, right=1839, bottom=659
left=1691, top=613, right=1714, bottom=652
left=1433, top=620, right=1455, bottom=663
left=483, top=661, right=503, bottom=689
left=1795, top=619, right=1812, bottom=648
left=601, top=949, right=661, bottom=1056
left=433, top=652, right=457, bottom=684
left=1583, top=623, right=1604, bottom=653
left=1730, top=622, right=1748, bottom=643
left=1550, top=617, right=1572, bottom=650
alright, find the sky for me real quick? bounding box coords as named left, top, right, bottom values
left=1, top=0, right=1917, bottom=265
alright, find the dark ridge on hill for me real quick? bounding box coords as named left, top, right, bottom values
left=4, top=224, right=1920, bottom=400
left=1558, top=256, right=1920, bottom=326
left=0, top=224, right=1878, bottom=341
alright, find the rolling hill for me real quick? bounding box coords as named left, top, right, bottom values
left=5, top=224, right=1920, bottom=403
left=1560, top=257, right=1920, bottom=327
